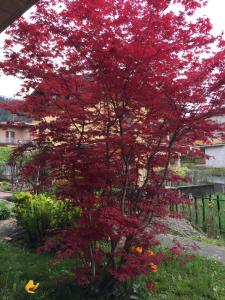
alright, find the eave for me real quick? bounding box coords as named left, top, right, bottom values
left=197, top=143, right=225, bottom=148
left=0, top=0, right=39, bottom=33
left=0, top=121, right=33, bottom=129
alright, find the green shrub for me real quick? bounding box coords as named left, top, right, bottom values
left=13, top=192, right=80, bottom=246
left=1, top=181, right=12, bottom=192
left=0, top=202, right=11, bottom=220
left=12, top=191, right=33, bottom=204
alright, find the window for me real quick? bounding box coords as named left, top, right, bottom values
left=6, top=131, right=15, bottom=144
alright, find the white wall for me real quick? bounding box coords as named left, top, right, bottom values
left=205, top=145, right=225, bottom=167
left=210, top=115, right=225, bottom=124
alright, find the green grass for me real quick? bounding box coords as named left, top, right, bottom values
left=1, top=243, right=225, bottom=299
left=151, top=255, right=225, bottom=300
left=190, top=235, right=225, bottom=247
left=0, top=242, right=77, bottom=300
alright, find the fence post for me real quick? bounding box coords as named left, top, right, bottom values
left=188, top=193, right=193, bottom=222
left=207, top=195, right=215, bottom=238
left=216, top=194, right=222, bottom=236
left=201, top=196, right=206, bottom=232
left=194, top=197, right=198, bottom=225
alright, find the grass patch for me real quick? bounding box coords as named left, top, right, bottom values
left=1, top=243, right=225, bottom=299
left=151, top=255, right=225, bottom=300
left=190, top=235, right=225, bottom=247
left=0, top=242, right=77, bottom=300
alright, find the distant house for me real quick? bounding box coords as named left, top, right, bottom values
left=0, top=0, right=39, bottom=146
left=0, top=97, right=33, bottom=146
left=197, top=143, right=225, bottom=167
left=196, top=114, right=225, bottom=168
left=0, top=121, right=33, bottom=146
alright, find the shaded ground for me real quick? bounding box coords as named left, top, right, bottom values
left=0, top=218, right=18, bottom=239
left=0, top=196, right=22, bottom=240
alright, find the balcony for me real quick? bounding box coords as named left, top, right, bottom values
left=0, top=139, right=31, bottom=146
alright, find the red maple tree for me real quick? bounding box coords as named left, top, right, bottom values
left=1, top=0, right=225, bottom=294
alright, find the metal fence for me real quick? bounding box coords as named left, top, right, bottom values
left=170, top=194, right=225, bottom=238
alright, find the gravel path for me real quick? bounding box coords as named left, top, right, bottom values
left=158, top=233, right=225, bottom=264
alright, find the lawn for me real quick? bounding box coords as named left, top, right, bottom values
left=1, top=242, right=225, bottom=300
left=0, top=242, right=77, bottom=300
left=152, top=255, right=225, bottom=300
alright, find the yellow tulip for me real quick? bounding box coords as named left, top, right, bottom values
left=25, top=280, right=39, bottom=294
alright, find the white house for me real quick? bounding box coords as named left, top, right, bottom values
left=197, top=114, right=225, bottom=168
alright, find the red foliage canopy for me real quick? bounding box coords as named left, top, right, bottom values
left=1, top=0, right=225, bottom=291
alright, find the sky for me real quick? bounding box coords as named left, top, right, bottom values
left=0, top=0, right=225, bottom=98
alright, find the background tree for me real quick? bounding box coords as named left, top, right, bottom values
left=1, top=0, right=225, bottom=295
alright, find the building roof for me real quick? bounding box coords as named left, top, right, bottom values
left=0, top=97, right=32, bottom=123
left=195, top=137, right=225, bottom=148
left=0, top=0, right=39, bottom=33
left=0, top=121, right=33, bottom=129
left=198, top=143, right=225, bottom=148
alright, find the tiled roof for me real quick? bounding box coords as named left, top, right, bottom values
left=0, top=97, right=32, bottom=123
left=195, top=138, right=225, bottom=147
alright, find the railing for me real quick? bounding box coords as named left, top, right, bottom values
left=17, top=139, right=31, bottom=144
left=0, top=139, right=31, bottom=145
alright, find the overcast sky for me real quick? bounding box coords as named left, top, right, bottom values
left=0, top=0, right=225, bottom=98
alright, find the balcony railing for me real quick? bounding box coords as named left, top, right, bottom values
left=1, top=139, right=31, bottom=145
left=17, top=139, right=31, bottom=144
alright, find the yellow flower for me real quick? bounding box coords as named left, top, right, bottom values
left=150, top=263, right=158, bottom=273
left=25, top=280, right=39, bottom=294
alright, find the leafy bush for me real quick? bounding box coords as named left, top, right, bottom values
left=12, top=191, right=32, bottom=203
left=13, top=192, right=80, bottom=246
left=0, top=202, right=11, bottom=220
left=1, top=181, right=12, bottom=192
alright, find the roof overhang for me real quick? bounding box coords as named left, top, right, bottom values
left=0, top=122, right=33, bottom=128
left=0, top=0, right=39, bottom=33
left=195, top=143, right=225, bottom=148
